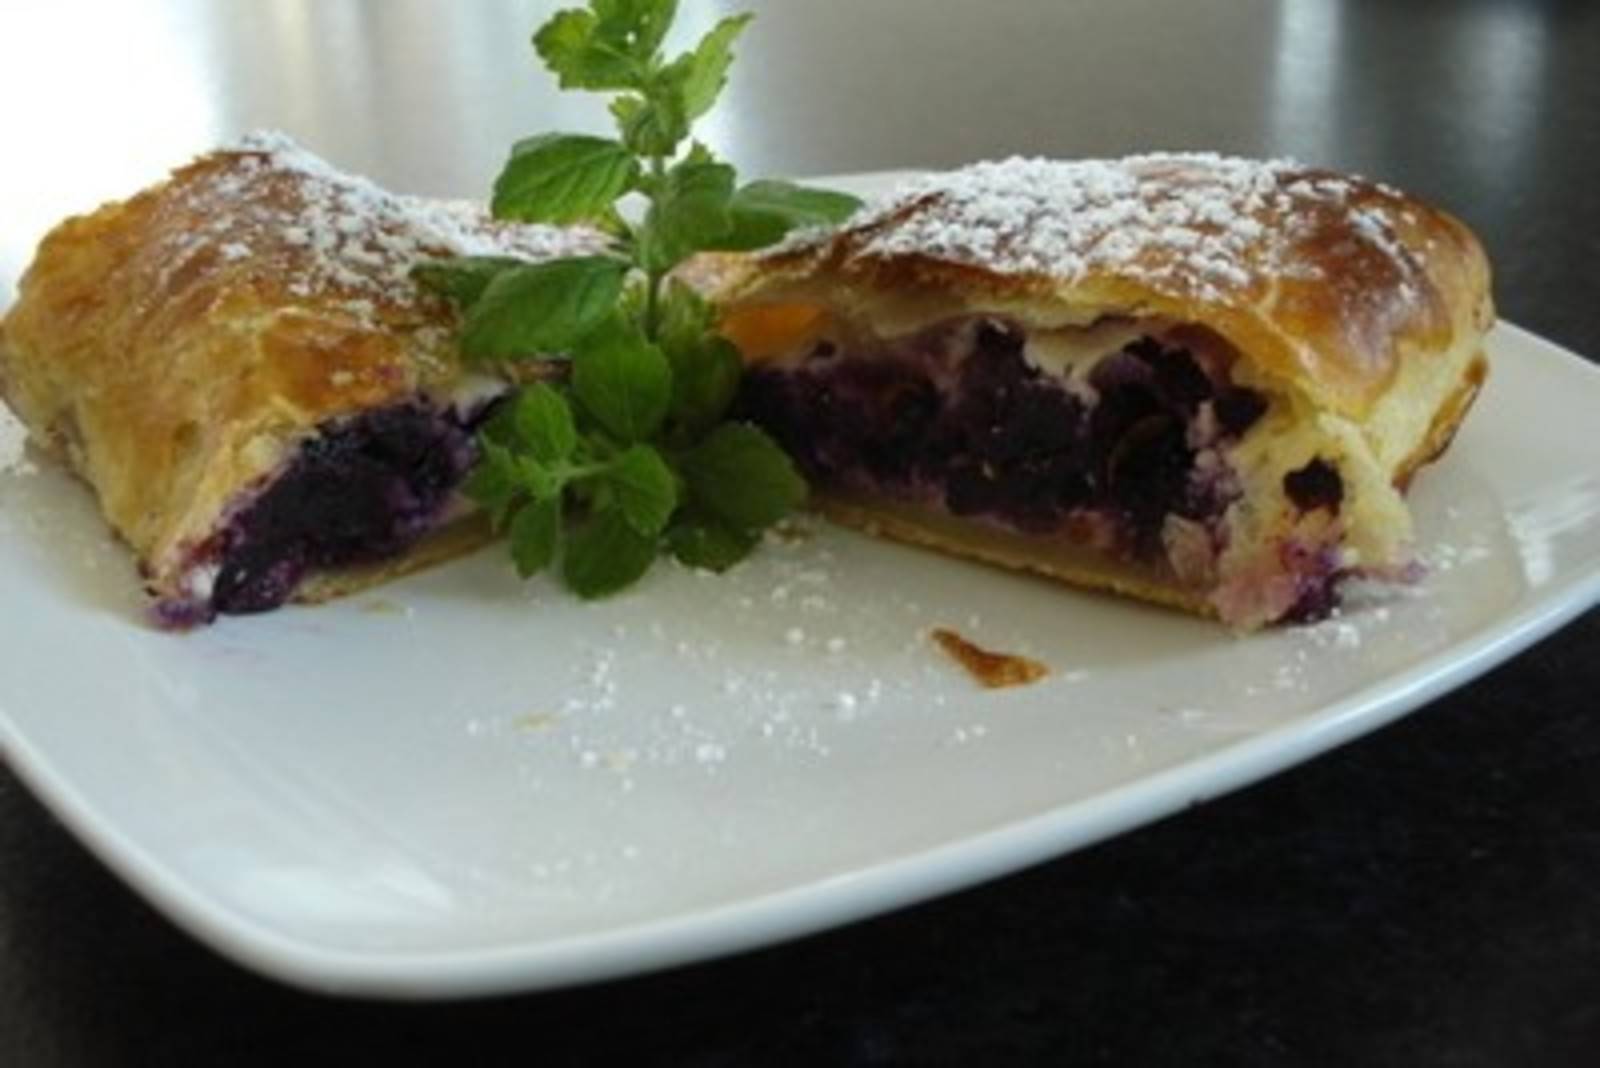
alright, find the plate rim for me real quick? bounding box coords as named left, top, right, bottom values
left=4, top=320, right=1598, bottom=1000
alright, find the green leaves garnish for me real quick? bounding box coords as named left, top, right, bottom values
left=412, top=256, right=525, bottom=307
left=534, top=0, right=669, bottom=89
left=720, top=180, right=870, bottom=250
left=463, top=441, right=524, bottom=530
left=508, top=383, right=578, bottom=464
left=641, top=159, right=736, bottom=272
left=607, top=444, right=678, bottom=536
left=669, top=13, right=753, bottom=120
left=680, top=423, right=807, bottom=531
left=571, top=313, right=672, bottom=441
left=509, top=498, right=562, bottom=577
left=492, top=135, right=640, bottom=223
left=667, top=511, right=758, bottom=572
left=425, top=0, right=861, bottom=598
left=461, top=256, right=628, bottom=359
left=563, top=509, right=660, bottom=597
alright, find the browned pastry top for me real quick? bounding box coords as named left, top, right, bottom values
left=3, top=131, right=604, bottom=420
left=0, top=133, right=602, bottom=577
left=751, top=154, right=1493, bottom=416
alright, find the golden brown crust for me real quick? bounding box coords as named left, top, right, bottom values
left=1392, top=350, right=1488, bottom=492
left=732, top=155, right=1493, bottom=420
left=0, top=133, right=600, bottom=609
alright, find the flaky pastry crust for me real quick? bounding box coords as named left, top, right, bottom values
left=715, top=154, right=1495, bottom=626
left=0, top=133, right=602, bottom=612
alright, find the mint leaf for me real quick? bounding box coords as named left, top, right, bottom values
left=563, top=507, right=659, bottom=597
left=492, top=134, right=640, bottom=224
left=509, top=497, right=562, bottom=577
left=515, top=456, right=567, bottom=501
left=534, top=10, right=641, bottom=90
left=657, top=277, right=715, bottom=350
left=667, top=510, right=758, bottom=572
left=680, top=422, right=806, bottom=530
left=478, top=393, right=529, bottom=447
left=640, top=159, right=735, bottom=271
left=667, top=335, right=741, bottom=435
left=735, top=180, right=862, bottom=226
left=718, top=180, right=864, bottom=249
left=609, top=92, right=687, bottom=158
left=462, top=256, right=627, bottom=360
left=538, top=0, right=679, bottom=87
left=571, top=313, right=672, bottom=442
left=606, top=443, right=678, bottom=535
left=676, top=13, right=753, bottom=119
left=452, top=0, right=816, bottom=602
left=681, top=140, right=718, bottom=167
left=593, top=0, right=677, bottom=58
left=463, top=440, right=523, bottom=530
left=507, top=383, right=578, bottom=464
left=616, top=275, right=649, bottom=325
left=656, top=280, right=740, bottom=432
left=411, top=256, right=523, bottom=308
left=635, top=13, right=751, bottom=157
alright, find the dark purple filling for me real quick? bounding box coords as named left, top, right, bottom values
left=1281, top=543, right=1347, bottom=623
left=1214, top=387, right=1269, bottom=436
left=736, top=319, right=1266, bottom=559
left=204, top=401, right=482, bottom=617
left=1283, top=458, right=1344, bottom=514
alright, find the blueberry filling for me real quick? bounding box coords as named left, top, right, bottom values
left=1283, top=458, right=1344, bottom=514
left=1281, top=543, right=1346, bottom=623
left=1214, top=387, right=1269, bottom=436
left=204, top=401, right=484, bottom=616
left=736, top=317, right=1266, bottom=559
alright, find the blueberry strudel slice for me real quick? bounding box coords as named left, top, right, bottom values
left=716, top=155, right=1493, bottom=627
left=0, top=133, right=605, bottom=627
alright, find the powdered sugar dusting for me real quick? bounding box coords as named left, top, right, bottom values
left=152, top=130, right=608, bottom=324
left=788, top=153, right=1417, bottom=304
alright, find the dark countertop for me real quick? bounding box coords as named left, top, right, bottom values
left=3, top=1, right=1598, bottom=1063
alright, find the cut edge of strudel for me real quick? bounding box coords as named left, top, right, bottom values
left=714, top=154, right=1494, bottom=628
left=0, top=132, right=605, bottom=627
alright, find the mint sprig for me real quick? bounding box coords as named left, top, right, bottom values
left=416, top=0, right=861, bottom=597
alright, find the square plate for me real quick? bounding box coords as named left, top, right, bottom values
left=2, top=173, right=1598, bottom=998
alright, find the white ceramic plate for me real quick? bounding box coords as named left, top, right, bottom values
left=3, top=175, right=1598, bottom=999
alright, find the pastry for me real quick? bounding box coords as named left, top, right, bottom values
left=0, top=132, right=604, bottom=626
left=715, top=154, right=1493, bottom=627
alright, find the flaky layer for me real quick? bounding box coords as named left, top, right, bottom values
left=0, top=133, right=602, bottom=606
left=724, top=154, right=1493, bottom=421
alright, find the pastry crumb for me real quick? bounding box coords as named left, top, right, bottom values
left=930, top=627, right=1049, bottom=689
